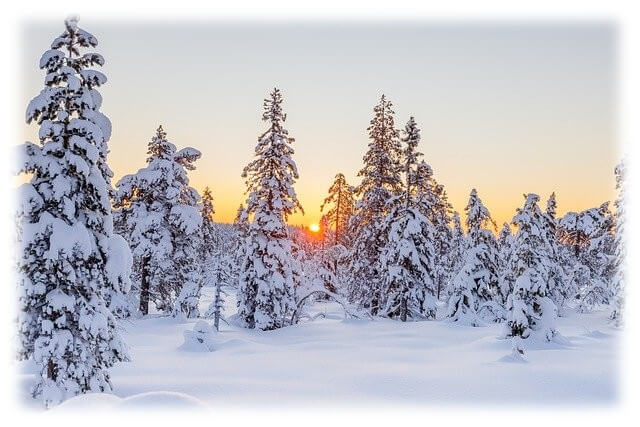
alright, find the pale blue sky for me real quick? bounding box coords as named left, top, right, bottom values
left=20, top=20, right=617, bottom=226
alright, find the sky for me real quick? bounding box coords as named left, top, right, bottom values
left=19, top=19, right=618, bottom=228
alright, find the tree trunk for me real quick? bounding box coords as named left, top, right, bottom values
left=47, top=358, right=56, bottom=381
left=139, top=255, right=151, bottom=316
left=213, top=271, right=221, bottom=331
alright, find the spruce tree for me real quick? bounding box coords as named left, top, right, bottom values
left=496, top=222, right=515, bottom=304
left=610, top=161, right=627, bottom=325
left=237, top=88, right=303, bottom=330
left=320, top=172, right=355, bottom=247
left=445, top=211, right=466, bottom=298
left=17, top=17, right=131, bottom=407
left=542, top=192, right=571, bottom=311
left=610, top=161, right=626, bottom=324
left=446, top=189, right=500, bottom=323
left=347, top=95, right=402, bottom=314
left=175, top=187, right=217, bottom=319
left=114, top=126, right=202, bottom=317
left=200, top=187, right=218, bottom=256
left=557, top=204, right=612, bottom=311
left=228, top=204, right=249, bottom=289
left=413, top=165, right=454, bottom=301
left=379, top=117, right=437, bottom=321
left=504, top=194, right=558, bottom=355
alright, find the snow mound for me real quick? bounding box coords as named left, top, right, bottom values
left=180, top=320, right=218, bottom=352
left=57, top=391, right=209, bottom=410
left=497, top=350, right=529, bottom=364
left=583, top=329, right=610, bottom=339
left=118, top=391, right=209, bottom=409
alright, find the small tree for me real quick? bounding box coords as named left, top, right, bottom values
left=320, top=173, right=355, bottom=247
left=446, top=189, right=500, bottom=323
left=542, top=192, right=571, bottom=311
left=237, top=88, right=303, bottom=330
left=17, top=17, right=131, bottom=407
left=204, top=252, right=234, bottom=331
left=558, top=204, right=612, bottom=312
left=496, top=222, right=515, bottom=304
left=444, top=211, right=466, bottom=299
left=504, top=194, right=558, bottom=355
left=610, top=161, right=626, bottom=324
left=444, top=248, right=485, bottom=327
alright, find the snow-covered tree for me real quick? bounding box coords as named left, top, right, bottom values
left=444, top=247, right=486, bottom=326
left=504, top=194, right=558, bottom=354
left=558, top=203, right=612, bottom=312
left=447, top=189, right=501, bottom=323
left=114, top=126, right=202, bottom=317
left=542, top=193, right=571, bottom=311
left=467, top=189, right=499, bottom=297
left=378, top=117, right=437, bottom=321
left=347, top=95, right=403, bottom=314
left=237, top=88, right=303, bottom=330
left=496, top=222, right=515, bottom=304
left=320, top=173, right=355, bottom=247
left=16, top=17, right=131, bottom=407
left=444, top=211, right=466, bottom=298
left=199, top=187, right=218, bottom=253
left=228, top=204, right=249, bottom=288
left=303, top=243, right=344, bottom=296
left=204, top=252, right=233, bottom=331
left=610, top=161, right=626, bottom=324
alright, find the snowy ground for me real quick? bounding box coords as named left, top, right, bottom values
left=16, top=286, right=621, bottom=410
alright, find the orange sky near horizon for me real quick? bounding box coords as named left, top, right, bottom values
left=19, top=20, right=618, bottom=229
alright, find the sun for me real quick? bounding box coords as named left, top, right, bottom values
left=309, top=223, right=320, bottom=233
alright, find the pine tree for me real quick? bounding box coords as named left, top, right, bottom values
left=504, top=194, right=558, bottom=355
left=379, top=117, right=437, bottom=321
left=542, top=193, right=571, bottom=311
left=196, top=187, right=230, bottom=330
left=347, top=95, right=402, bottom=314
left=412, top=162, right=454, bottom=301
left=204, top=253, right=233, bottom=331
left=320, top=173, right=355, bottom=247
left=610, top=161, right=626, bottom=324
left=230, top=204, right=249, bottom=287
left=114, top=126, right=202, bottom=317
left=444, top=247, right=486, bottom=326
left=237, top=88, right=303, bottom=330
left=175, top=186, right=217, bottom=319
left=447, top=189, right=501, bottom=322
left=557, top=204, right=612, bottom=312
left=445, top=211, right=466, bottom=298
left=496, top=222, right=515, bottom=304
left=16, top=17, right=131, bottom=407
left=199, top=187, right=218, bottom=255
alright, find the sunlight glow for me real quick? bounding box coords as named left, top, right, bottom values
left=309, top=223, right=320, bottom=233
